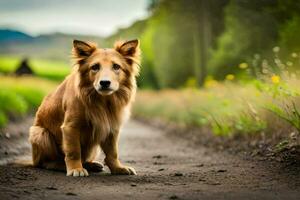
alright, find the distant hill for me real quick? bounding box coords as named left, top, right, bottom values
left=0, top=23, right=147, bottom=61
left=0, top=29, right=104, bottom=61
left=0, top=29, right=34, bottom=43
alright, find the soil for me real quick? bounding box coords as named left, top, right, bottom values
left=0, top=117, right=300, bottom=200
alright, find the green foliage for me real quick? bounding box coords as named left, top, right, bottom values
left=266, top=101, right=300, bottom=131
left=0, top=76, right=57, bottom=128
left=279, top=15, right=300, bottom=54
left=103, top=0, right=300, bottom=87
left=12, top=87, right=46, bottom=109
left=134, top=83, right=268, bottom=136
left=0, top=111, right=7, bottom=128
left=0, top=55, right=70, bottom=81
left=0, top=56, right=66, bottom=127
left=209, top=0, right=278, bottom=79
left=134, top=67, right=300, bottom=136
left=0, top=89, right=28, bottom=116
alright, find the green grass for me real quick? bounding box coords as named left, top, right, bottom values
left=0, top=76, right=58, bottom=127
left=134, top=49, right=300, bottom=137
left=0, top=55, right=70, bottom=81
left=134, top=78, right=300, bottom=136
left=0, top=55, right=68, bottom=128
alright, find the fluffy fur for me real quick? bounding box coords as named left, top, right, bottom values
left=29, top=39, right=141, bottom=176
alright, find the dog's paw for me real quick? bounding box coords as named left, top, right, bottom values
left=111, top=166, right=137, bottom=175
left=83, top=161, right=104, bottom=172
left=67, top=167, right=89, bottom=177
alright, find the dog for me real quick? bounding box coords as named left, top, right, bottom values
left=29, top=39, right=140, bottom=177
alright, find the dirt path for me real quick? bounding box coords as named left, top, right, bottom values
left=0, top=118, right=300, bottom=200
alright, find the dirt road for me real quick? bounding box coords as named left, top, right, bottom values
left=0, top=118, right=300, bottom=200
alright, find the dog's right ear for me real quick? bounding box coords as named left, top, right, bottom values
left=72, top=40, right=97, bottom=58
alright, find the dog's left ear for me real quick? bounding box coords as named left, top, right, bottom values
left=115, top=39, right=140, bottom=65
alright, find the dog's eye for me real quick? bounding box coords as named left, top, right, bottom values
left=91, top=64, right=100, bottom=71
left=112, top=63, right=121, bottom=71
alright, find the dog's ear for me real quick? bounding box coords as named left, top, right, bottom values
left=114, top=39, right=140, bottom=66
left=115, top=39, right=139, bottom=57
left=72, top=40, right=97, bottom=58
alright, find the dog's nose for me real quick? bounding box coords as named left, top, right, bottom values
left=100, top=80, right=111, bottom=89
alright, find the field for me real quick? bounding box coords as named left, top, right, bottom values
left=0, top=75, right=58, bottom=127
left=0, top=55, right=70, bottom=81
left=0, top=55, right=64, bottom=127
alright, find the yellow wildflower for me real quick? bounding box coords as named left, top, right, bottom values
left=239, top=63, right=248, bottom=69
left=271, top=75, right=280, bottom=84
left=204, top=78, right=218, bottom=88
left=226, top=74, right=235, bottom=81
left=185, top=77, right=197, bottom=88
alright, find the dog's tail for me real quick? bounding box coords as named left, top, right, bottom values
left=9, top=159, right=33, bottom=167
left=29, top=125, right=59, bottom=167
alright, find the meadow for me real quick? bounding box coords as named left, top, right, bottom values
left=134, top=79, right=300, bottom=137
left=133, top=46, right=300, bottom=141
left=0, top=56, right=65, bottom=127
left=0, top=75, right=58, bottom=127
left=0, top=55, right=70, bottom=81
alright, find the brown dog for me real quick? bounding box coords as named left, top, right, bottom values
left=29, top=39, right=140, bottom=176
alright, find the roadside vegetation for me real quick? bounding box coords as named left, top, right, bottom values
left=0, top=56, right=62, bottom=127
left=0, top=75, right=58, bottom=127
left=133, top=48, right=300, bottom=153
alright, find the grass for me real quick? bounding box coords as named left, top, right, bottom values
left=0, top=55, right=66, bottom=127
left=134, top=48, right=300, bottom=137
left=0, top=55, right=70, bottom=81
left=133, top=78, right=300, bottom=136
left=0, top=75, right=58, bottom=127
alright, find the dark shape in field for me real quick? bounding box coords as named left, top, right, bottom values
left=14, top=58, right=34, bottom=76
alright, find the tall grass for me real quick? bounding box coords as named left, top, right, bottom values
left=134, top=49, right=300, bottom=137
left=0, top=76, right=58, bottom=127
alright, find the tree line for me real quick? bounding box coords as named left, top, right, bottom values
left=106, top=0, right=300, bottom=89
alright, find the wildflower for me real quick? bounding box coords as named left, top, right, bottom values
left=204, top=77, right=218, bottom=88
left=225, top=74, right=235, bottom=81
left=239, top=63, right=248, bottom=69
left=291, top=53, right=298, bottom=58
left=271, top=75, right=280, bottom=84
left=273, top=46, right=280, bottom=53
left=286, top=61, right=293, bottom=66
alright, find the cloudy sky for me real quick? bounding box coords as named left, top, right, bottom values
left=0, top=0, right=149, bottom=36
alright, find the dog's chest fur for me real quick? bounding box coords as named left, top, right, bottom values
left=83, top=94, right=131, bottom=143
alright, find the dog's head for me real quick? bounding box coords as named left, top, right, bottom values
left=72, top=39, right=140, bottom=96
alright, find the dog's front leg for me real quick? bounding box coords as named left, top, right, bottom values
left=61, top=123, right=88, bottom=177
left=101, top=131, right=136, bottom=175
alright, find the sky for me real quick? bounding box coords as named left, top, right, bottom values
left=0, top=0, right=149, bottom=37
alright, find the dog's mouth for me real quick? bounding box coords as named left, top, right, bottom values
left=97, top=88, right=114, bottom=95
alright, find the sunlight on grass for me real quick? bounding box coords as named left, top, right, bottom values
left=0, top=75, right=58, bottom=127
left=134, top=78, right=300, bottom=136
left=0, top=55, right=71, bottom=81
